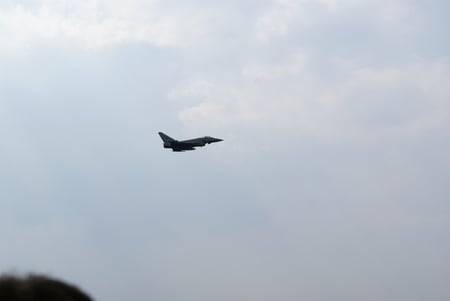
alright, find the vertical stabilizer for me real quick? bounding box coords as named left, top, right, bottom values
left=158, top=132, right=176, bottom=142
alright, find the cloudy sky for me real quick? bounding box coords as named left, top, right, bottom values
left=1, top=0, right=449, bottom=300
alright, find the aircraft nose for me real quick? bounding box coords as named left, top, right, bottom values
left=211, top=137, right=223, bottom=143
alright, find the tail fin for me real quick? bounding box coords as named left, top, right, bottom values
left=158, top=132, right=176, bottom=142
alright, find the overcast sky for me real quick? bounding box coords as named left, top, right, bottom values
left=1, top=1, right=449, bottom=300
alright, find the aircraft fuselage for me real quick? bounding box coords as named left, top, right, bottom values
left=159, top=132, right=223, bottom=152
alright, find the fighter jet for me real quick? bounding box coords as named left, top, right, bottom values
left=158, top=132, right=223, bottom=152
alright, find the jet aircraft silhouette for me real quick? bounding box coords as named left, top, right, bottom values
left=158, top=132, right=223, bottom=152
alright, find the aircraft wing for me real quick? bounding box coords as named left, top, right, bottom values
left=170, top=141, right=197, bottom=151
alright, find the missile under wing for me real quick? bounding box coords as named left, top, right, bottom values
left=158, top=132, right=223, bottom=152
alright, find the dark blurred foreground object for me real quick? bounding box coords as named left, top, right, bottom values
left=0, top=274, right=93, bottom=301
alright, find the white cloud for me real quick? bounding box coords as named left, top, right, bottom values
left=177, top=56, right=450, bottom=142
left=255, top=0, right=420, bottom=44
left=168, top=79, right=216, bottom=99
left=255, top=0, right=302, bottom=43
left=237, top=0, right=437, bottom=142
left=242, top=52, right=306, bottom=80
left=0, top=0, right=209, bottom=52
